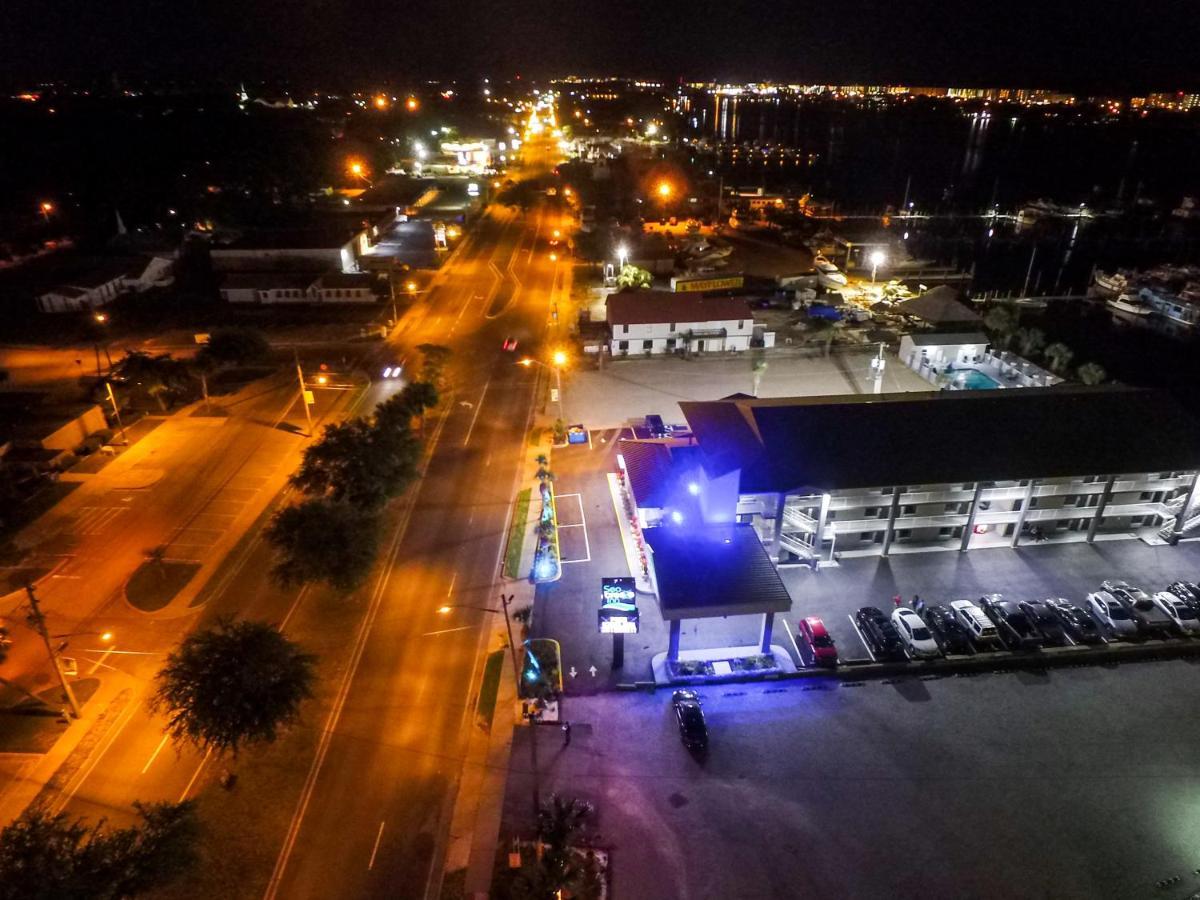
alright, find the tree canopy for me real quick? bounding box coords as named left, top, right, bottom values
left=198, top=327, right=270, bottom=366
left=152, top=619, right=315, bottom=757
left=616, top=264, right=652, bottom=290
left=265, top=498, right=381, bottom=590
left=0, top=801, right=199, bottom=900
left=290, top=417, right=421, bottom=509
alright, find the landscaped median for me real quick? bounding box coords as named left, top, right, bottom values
left=502, top=489, right=532, bottom=580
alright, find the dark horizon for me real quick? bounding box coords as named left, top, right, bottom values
left=3, top=0, right=1199, bottom=95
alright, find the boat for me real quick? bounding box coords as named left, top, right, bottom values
left=1092, top=270, right=1127, bottom=295
left=1106, top=293, right=1152, bottom=317
left=818, top=270, right=849, bottom=288
left=1140, top=286, right=1200, bottom=327
left=813, top=254, right=840, bottom=274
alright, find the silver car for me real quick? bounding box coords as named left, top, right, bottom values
left=1087, top=590, right=1138, bottom=639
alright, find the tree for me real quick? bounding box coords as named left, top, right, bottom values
left=751, top=354, right=768, bottom=396
left=1076, top=362, right=1107, bottom=385
left=1043, top=342, right=1075, bottom=374
left=503, top=795, right=602, bottom=900
left=0, top=801, right=199, bottom=900
left=376, top=381, right=438, bottom=435
left=1015, top=326, right=1046, bottom=357
left=983, top=304, right=1019, bottom=349
left=152, top=619, right=315, bottom=757
left=113, top=351, right=193, bottom=411
left=291, top=417, right=420, bottom=509
left=416, top=343, right=453, bottom=384
left=616, top=264, right=652, bottom=290
left=198, top=327, right=270, bottom=367
left=266, top=498, right=380, bottom=590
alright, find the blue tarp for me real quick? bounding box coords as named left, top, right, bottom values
left=807, top=304, right=843, bottom=321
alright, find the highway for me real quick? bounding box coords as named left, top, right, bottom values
left=23, top=132, right=568, bottom=898
left=266, top=148, right=566, bottom=898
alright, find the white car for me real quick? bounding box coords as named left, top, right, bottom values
left=1086, top=590, right=1138, bottom=639
left=1153, top=591, right=1200, bottom=635
left=891, top=608, right=942, bottom=659
left=950, top=599, right=1000, bottom=645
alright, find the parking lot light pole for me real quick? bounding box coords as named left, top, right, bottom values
left=519, top=354, right=567, bottom=422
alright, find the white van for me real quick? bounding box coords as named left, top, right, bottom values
left=950, top=599, right=999, bottom=645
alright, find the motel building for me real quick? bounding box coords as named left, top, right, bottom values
left=618, top=386, right=1200, bottom=565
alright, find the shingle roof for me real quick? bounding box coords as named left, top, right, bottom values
left=905, top=331, right=987, bottom=346
left=680, top=386, right=1200, bottom=493
left=606, top=291, right=753, bottom=327
left=645, top=523, right=792, bottom=621
left=896, top=287, right=982, bottom=324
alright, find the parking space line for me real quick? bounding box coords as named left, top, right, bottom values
left=847, top=614, right=876, bottom=662
left=557, top=492, right=590, bottom=564
left=779, top=616, right=805, bottom=667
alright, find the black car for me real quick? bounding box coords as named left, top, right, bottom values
left=980, top=595, right=1043, bottom=651
left=1045, top=598, right=1103, bottom=644
left=672, top=690, right=707, bottom=750
left=1167, top=582, right=1200, bottom=616
left=854, top=606, right=906, bottom=661
left=1018, top=600, right=1068, bottom=646
left=920, top=604, right=973, bottom=655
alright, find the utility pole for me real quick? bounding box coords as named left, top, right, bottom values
left=294, top=350, right=313, bottom=436
left=105, top=381, right=128, bottom=445
left=25, top=585, right=81, bottom=719
left=499, top=593, right=520, bottom=690
left=1021, top=244, right=1038, bottom=298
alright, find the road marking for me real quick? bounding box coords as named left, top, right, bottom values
left=179, top=747, right=212, bottom=802
left=779, top=616, right=805, bottom=667
left=556, top=493, right=591, bottom=564
left=141, top=735, right=170, bottom=774
left=52, top=694, right=143, bottom=814
left=848, top=614, right=876, bottom=662
left=368, top=820, right=386, bottom=870
left=86, top=646, right=115, bottom=675
left=446, top=573, right=457, bottom=598
left=280, top=585, right=310, bottom=631
left=422, top=625, right=476, bottom=637
left=462, top=377, right=491, bottom=447
left=265, top=396, right=456, bottom=900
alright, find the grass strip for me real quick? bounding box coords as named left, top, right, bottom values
left=475, top=650, right=504, bottom=729
left=502, top=488, right=532, bottom=579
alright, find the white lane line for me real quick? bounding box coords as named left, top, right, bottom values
left=280, top=585, right=310, bottom=631
left=575, top=494, right=591, bottom=562
left=779, top=616, right=805, bottom=667
left=421, top=625, right=476, bottom=637
left=848, top=614, right=876, bottom=662
left=462, top=378, right=491, bottom=447
left=446, top=573, right=458, bottom=599
left=141, top=735, right=170, bottom=775
left=86, top=646, right=115, bottom=675
left=368, top=820, right=386, bottom=870
left=179, top=748, right=212, bottom=802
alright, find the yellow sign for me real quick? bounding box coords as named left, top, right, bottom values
left=671, top=275, right=744, bottom=293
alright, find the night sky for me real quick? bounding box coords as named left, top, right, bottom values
left=2, top=0, right=1197, bottom=92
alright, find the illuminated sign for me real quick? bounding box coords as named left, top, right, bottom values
left=669, top=274, right=744, bottom=293
left=599, top=577, right=639, bottom=634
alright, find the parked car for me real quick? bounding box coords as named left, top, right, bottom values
left=798, top=616, right=839, bottom=667
left=1103, top=580, right=1174, bottom=636
left=1152, top=591, right=1200, bottom=636
left=921, top=604, right=974, bottom=655
left=1045, top=599, right=1103, bottom=644
left=891, top=608, right=942, bottom=659
left=1166, top=582, right=1200, bottom=616
left=1086, top=590, right=1138, bottom=639
left=671, top=690, right=708, bottom=750
left=854, top=606, right=906, bottom=661
left=644, top=414, right=668, bottom=438
left=980, top=594, right=1043, bottom=651
left=1018, top=600, right=1068, bottom=646
left=949, top=599, right=1001, bottom=648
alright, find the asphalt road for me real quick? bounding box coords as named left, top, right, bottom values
left=265, top=144, right=568, bottom=898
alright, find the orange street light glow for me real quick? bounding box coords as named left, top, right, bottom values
left=657, top=181, right=672, bottom=198
left=406, top=97, right=419, bottom=111
left=552, top=350, right=568, bottom=367
left=93, top=312, right=108, bottom=324
left=316, top=374, right=329, bottom=385
left=373, top=95, right=389, bottom=110
left=100, top=631, right=114, bottom=642
left=406, top=281, right=418, bottom=292
left=40, top=201, right=54, bottom=214
left=348, top=160, right=365, bottom=177
left=548, top=252, right=557, bottom=261
left=437, top=605, right=452, bottom=614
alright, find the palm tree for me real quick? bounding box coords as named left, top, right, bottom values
left=1015, top=326, right=1046, bottom=358
left=1043, top=342, right=1074, bottom=374
left=751, top=357, right=768, bottom=396
left=983, top=304, right=1019, bottom=349
left=1076, top=362, right=1107, bottom=385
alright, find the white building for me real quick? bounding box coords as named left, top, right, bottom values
left=900, top=332, right=1062, bottom=390
left=219, top=271, right=380, bottom=305
left=36, top=256, right=175, bottom=313
left=606, top=291, right=770, bottom=356
left=210, top=228, right=365, bottom=274
left=662, top=388, right=1200, bottom=562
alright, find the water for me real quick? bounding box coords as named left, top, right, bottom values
left=946, top=368, right=1002, bottom=390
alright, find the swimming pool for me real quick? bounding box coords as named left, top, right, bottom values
left=947, top=367, right=1002, bottom=390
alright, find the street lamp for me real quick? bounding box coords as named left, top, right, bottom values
left=869, top=249, right=887, bottom=284
left=520, top=353, right=567, bottom=421
left=616, top=243, right=629, bottom=271
left=656, top=181, right=672, bottom=199
left=438, top=596, right=521, bottom=690
left=348, top=159, right=372, bottom=186
left=406, top=97, right=419, bottom=112
left=39, top=201, right=54, bottom=221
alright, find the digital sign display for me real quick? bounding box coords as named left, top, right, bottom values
left=599, top=577, right=639, bottom=634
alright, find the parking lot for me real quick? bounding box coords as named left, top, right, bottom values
left=502, top=659, right=1200, bottom=899
left=780, top=538, right=1200, bottom=669
left=562, top=350, right=932, bottom=429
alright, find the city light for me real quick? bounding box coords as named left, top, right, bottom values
left=93, top=312, right=108, bottom=324
left=552, top=350, right=568, bottom=367
left=406, top=97, right=419, bottom=111
left=406, top=281, right=418, bottom=292
left=373, top=95, right=389, bottom=110
left=657, top=181, right=672, bottom=199
left=869, top=249, right=887, bottom=283
left=687, top=482, right=700, bottom=496
left=437, top=605, right=451, bottom=614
